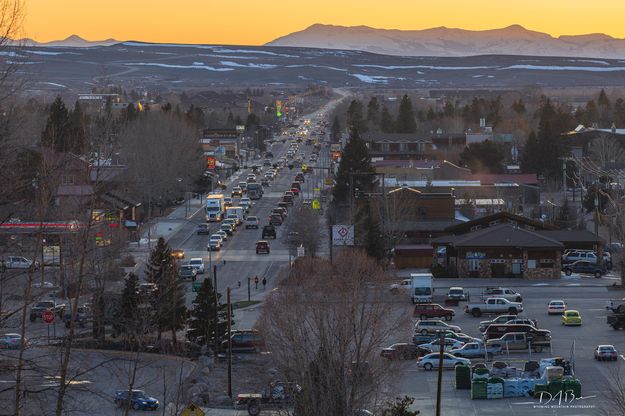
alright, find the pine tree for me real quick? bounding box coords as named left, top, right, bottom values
left=332, top=128, right=374, bottom=206
left=366, top=96, right=380, bottom=127
left=380, top=106, right=395, bottom=133
left=144, top=237, right=174, bottom=340
left=41, top=96, right=70, bottom=152
left=512, top=99, right=526, bottom=115
left=520, top=131, right=540, bottom=174
left=123, top=103, right=137, bottom=123
left=226, top=111, right=235, bottom=127
left=598, top=89, right=612, bottom=126
left=156, top=261, right=187, bottom=345
left=363, top=204, right=385, bottom=261
left=459, top=140, right=504, bottom=174
left=331, top=115, right=341, bottom=143
left=187, top=277, right=228, bottom=350
left=396, top=95, right=417, bottom=133
left=346, top=100, right=366, bottom=132
left=67, top=101, right=87, bottom=154
left=120, top=273, right=141, bottom=343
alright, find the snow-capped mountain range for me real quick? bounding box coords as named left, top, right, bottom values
left=267, top=24, right=625, bottom=59
left=13, top=35, right=118, bottom=48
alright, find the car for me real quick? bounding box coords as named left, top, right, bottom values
left=413, top=303, right=455, bottom=321
left=263, top=159, right=272, bottom=167
left=284, top=191, right=295, bottom=198
left=246, top=174, right=257, bottom=182
left=63, top=305, right=91, bottom=328
left=215, top=229, right=228, bottom=241
left=282, top=194, right=294, bottom=206
left=561, top=310, right=582, bottom=326
left=223, top=197, right=233, bottom=207
left=482, top=324, right=552, bottom=343
left=179, top=265, right=197, bottom=280
left=269, top=214, right=283, bottom=226
left=208, top=235, right=223, bottom=251
left=0, top=333, right=25, bottom=349
left=390, top=279, right=412, bottom=292
left=290, top=187, right=300, bottom=196
left=30, top=300, right=66, bottom=322
left=114, top=389, right=159, bottom=411
left=478, top=315, right=519, bottom=332
left=563, top=250, right=611, bottom=268
left=505, top=318, right=538, bottom=327
left=256, top=240, right=270, bottom=254
left=238, top=182, right=248, bottom=193
left=481, top=287, right=522, bottom=303
left=271, top=208, right=287, bottom=220
left=450, top=342, right=502, bottom=359
left=240, top=198, right=252, bottom=212
left=231, top=187, right=243, bottom=198
left=221, top=329, right=265, bottom=353
left=414, top=320, right=461, bottom=335
left=245, top=216, right=260, bottom=229
left=595, top=344, right=618, bottom=361
left=196, top=223, right=211, bottom=235
left=220, top=223, right=234, bottom=236
left=417, top=352, right=471, bottom=371
left=548, top=300, right=567, bottom=315
left=418, top=338, right=466, bottom=352
left=3, top=256, right=40, bottom=270
left=295, top=173, right=305, bottom=183
left=262, top=225, right=277, bottom=239
left=449, top=332, right=483, bottom=345
left=273, top=206, right=288, bottom=217
left=562, top=260, right=606, bottom=278
left=32, top=281, right=55, bottom=289
left=223, top=218, right=238, bottom=230
left=380, top=343, right=431, bottom=360
left=170, top=249, right=185, bottom=259
left=264, top=171, right=274, bottom=179
left=261, top=178, right=270, bottom=187
left=447, top=287, right=467, bottom=301
left=188, top=258, right=205, bottom=274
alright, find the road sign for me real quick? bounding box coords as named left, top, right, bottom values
left=42, top=310, right=55, bottom=324
left=313, top=187, right=320, bottom=192
left=180, top=403, right=205, bottom=416
left=192, top=281, right=202, bottom=292
left=297, top=245, right=305, bottom=257
left=312, top=199, right=320, bottom=210
left=332, top=225, right=354, bottom=246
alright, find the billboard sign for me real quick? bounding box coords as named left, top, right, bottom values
left=276, top=100, right=283, bottom=117
left=206, top=156, right=217, bottom=170
left=332, top=225, right=354, bottom=246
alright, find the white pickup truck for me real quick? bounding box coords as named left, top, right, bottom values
left=464, top=297, right=524, bottom=317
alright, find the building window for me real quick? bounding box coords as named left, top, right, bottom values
left=399, top=143, right=407, bottom=151
left=61, top=175, right=75, bottom=185
left=538, top=259, right=554, bottom=268
left=408, top=143, right=417, bottom=151
left=389, top=143, right=399, bottom=152
left=382, top=143, right=390, bottom=153
left=470, top=225, right=481, bottom=231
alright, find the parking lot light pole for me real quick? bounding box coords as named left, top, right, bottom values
left=436, top=332, right=445, bottom=416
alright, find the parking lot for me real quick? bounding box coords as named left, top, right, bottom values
left=391, top=280, right=625, bottom=415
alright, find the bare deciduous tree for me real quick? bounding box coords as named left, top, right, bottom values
left=258, top=252, right=410, bottom=415
left=283, top=205, right=322, bottom=257
left=589, top=134, right=625, bottom=170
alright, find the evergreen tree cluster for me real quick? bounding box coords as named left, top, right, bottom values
left=332, top=129, right=375, bottom=205
left=41, top=97, right=88, bottom=154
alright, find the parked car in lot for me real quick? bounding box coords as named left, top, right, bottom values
left=418, top=338, right=465, bottom=352
left=505, top=318, right=538, bottom=327
left=3, top=256, right=39, bottom=270
left=256, top=240, right=270, bottom=254
left=450, top=342, right=501, bottom=359
left=380, top=343, right=431, bottom=360
left=465, top=297, right=523, bottom=317
left=0, top=333, right=26, bottom=349
left=63, top=305, right=91, bottom=328
left=562, top=260, right=606, bottom=278
left=417, top=353, right=470, bottom=371
left=413, top=303, right=455, bottom=321
left=482, top=324, right=551, bottom=342
left=485, top=332, right=550, bottom=353
left=187, top=258, right=205, bottom=274
left=480, top=287, right=523, bottom=302
left=595, top=345, right=618, bottom=361
left=563, top=250, right=612, bottom=268
left=561, top=310, right=582, bottom=326
left=547, top=300, right=567, bottom=315
left=479, top=314, right=519, bottom=332
left=447, top=287, right=467, bottom=301
left=196, top=223, right=211, bottom=235
left=414, top=319, right=461, bottom=335
left=245, top=216, right=260, bottom=229
left=114, top=389, right=159, bottom=410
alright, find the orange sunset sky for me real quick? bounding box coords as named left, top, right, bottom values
left=24, top=0, right=625, bottom=45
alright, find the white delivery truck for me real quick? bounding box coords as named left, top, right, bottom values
left=410, top=273, right=433, bottom=304
left=206, top=194, right=225, bottom=222
left=225, top=206, right=245, bottom=225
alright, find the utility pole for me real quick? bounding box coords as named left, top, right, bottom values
left=227, top=287, right=232, bottom=398
left=247, top=277, right=251, bottom=302
left=213, top=265, right=218, bottom=357
left=435, top=332, right=445, bottom=416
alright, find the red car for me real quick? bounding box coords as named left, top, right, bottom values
left=290, top=187, right=300, bottom=196
left=413, top=303, right=455, bottom=321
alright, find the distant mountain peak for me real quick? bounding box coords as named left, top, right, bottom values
left=266, top=24, right=623, bottom=59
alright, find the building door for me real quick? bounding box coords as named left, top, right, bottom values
left=468, top=259, right=480, bottom=278
left=490, top=262, right=506, bottom=277
left=512, top=262, right=522, bottom=276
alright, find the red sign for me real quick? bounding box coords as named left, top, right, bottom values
left=42, top=310, right=55, bottom=324
left=207, top=156, right=216, bottom=170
